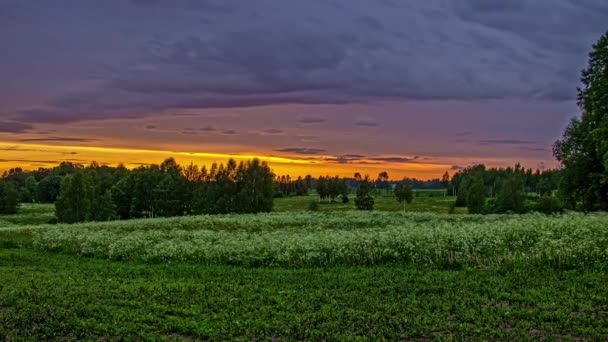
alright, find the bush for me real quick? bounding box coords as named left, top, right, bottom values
left=0, top=180, right=19, bottom=214
left=466, top=176, right=486, bottom=214
left=308, top=200, right=320, bottom=212
left=355, top=177, right=375, bottom=211
left=448, top=203, right=456, bottom=214
left=536, top=195, right=564, bottom=214
left=494, top=174, right=525, bottom=213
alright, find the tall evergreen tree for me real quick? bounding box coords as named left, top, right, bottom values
left=554, top=32, right=608, bottom=211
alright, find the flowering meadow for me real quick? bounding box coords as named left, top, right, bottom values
left=1, top=211, right=604, bottom=268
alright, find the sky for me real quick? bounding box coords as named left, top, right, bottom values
left=1, top=0, right=607, bottom=179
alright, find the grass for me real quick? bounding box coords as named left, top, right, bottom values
left=1, top=248, right=607, bottom=340
left=274, top=193, right=467, bottom=214
left=1, top=202, right=608, bottom=339
left=0, top=203, right=55, bottom=227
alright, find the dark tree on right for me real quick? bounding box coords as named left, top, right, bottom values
left=554, top=32, right=608, bottom=211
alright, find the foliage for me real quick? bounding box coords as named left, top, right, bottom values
left=90, top=190, right=117, bottom=221
left=451, top=165, right=559, bottom=203
left=493, top=170, right=526, bottom=213
left=192, top=158, right=274, bottom=214
left=316, top=176, right=347, bottom=202
left=22, top=176, right=38, bottom=203
left=554, top=32, right=608, bottom=211
left=466, top=173, right=486, bottom=214
left=307, top=200, right=320, bottom=212
left=37, top=175, right=62, bottom=203
left=0, top=180, right=18, bottom=214
left=54, top=172, right=91, bottom=223
left=275, top=174, right=310, bottom=196
left=394, top=179, right=414, bottom=205
left=536, top=195, right=564, bottom=215
left=355, top=176, right=375, bottom=210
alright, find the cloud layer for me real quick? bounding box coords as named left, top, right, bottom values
left=1, top=0, right=606, bottom=124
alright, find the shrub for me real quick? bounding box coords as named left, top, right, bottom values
left=0, top=180, right=19, bottom=214
left=308, top=200, right=320, bottom=212
left=536, top=195, right=564, bottom=214
left=355, top=176, right=375, bottom=211
left=448, top=203, right=456, bottom=214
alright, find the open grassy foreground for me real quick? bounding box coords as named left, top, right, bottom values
left=1, top=209, right=608, bottom=340
left=1, top=249, right=607, bottom=340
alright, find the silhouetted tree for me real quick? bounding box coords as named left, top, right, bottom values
left=0, top=180, right=18, bottom=214
left=90, top=190, right=117, bottom=221
left=236, top=159, right=275, bottom=213
left=395, top=178, right=413, bottom=210
left=55, top=172, right=91, bottom=223
left=22, top=175, right=38, bottom=203
left=37, top=175, right=62, bottom=203
left=355, top=175, right=375, bottom=210
left=111, top=176, right=134, bottom=220
left=466, top=173, right=486, bottom=214
left=554, top=32, right=608, bottom=211
left=494, top=170, right=526, bottom=213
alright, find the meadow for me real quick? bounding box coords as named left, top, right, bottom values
left=274, top=191, right=467, bottom=214
left=1, top=200, right=608, bottom=340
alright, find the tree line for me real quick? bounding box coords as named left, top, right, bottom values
left=0, top=158, right=275, bottom=222
left=449, top=164, right=561, bottom=214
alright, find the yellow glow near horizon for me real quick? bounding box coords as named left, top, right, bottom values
left=0, top=141, right=455, bottom=179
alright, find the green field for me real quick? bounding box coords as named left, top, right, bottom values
left=0, top=203, right=56, bottom=227
left=1, top=203, right=608, bottom=340
left=274, top=192, right=466, bottom=214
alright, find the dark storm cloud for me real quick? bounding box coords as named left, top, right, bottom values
left=262, top=129, right=284, bottom=135
left=479, top=139, right=538, bottom=146
left=18, top=137, right=97, bottom=143
left=144, top=124, right=157, bottom=130
left=354, top=119, right=379, bottom=127
left=369, top=157, right=415, bottom=163
left=451, top=165, right=465, bottom=171
left=180, top=129, right=197, bottom=135
left=325, top=154, right=366, bottom=164
left=221, top=130, right=237, bottom=135
left=297, top=116, right=326, bottom=124
left=0, top=146, right=77, bottom=155
left=275, top=147, right=326, bottom=155
left=2, top=1, right=607, bottom=124
left=519, top=146, right=548, bottom=152
left=199, top=126, right=217, bottom=132
left=0, top=121, right=32, bottom=133
left=0, top=159, right=59, bottom=164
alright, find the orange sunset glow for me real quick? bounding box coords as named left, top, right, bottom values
left=0, top=141, right=460, bottom=179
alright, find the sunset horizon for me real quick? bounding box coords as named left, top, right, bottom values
left=1, top=2, right=598, bottom=180
left=2, top=2, right=608, bottom=340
